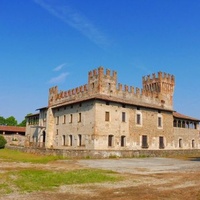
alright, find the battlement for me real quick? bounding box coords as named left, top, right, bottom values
left=142, top=72, right=175, bottom=84
left=88, top=66, right=117, bottom=79
left=48, top=66, right=175, bottom=110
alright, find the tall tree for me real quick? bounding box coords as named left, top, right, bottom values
left=5, top=116, right=17, bottom=126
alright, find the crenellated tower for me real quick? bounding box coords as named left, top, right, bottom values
left=142, top=72, right=175, bottom=109
left=88, top=66, right=117, bottom=95
left=48, top=86, right=58, bottom=106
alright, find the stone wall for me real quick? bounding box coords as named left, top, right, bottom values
left=6, top=146, right=200, bottom=159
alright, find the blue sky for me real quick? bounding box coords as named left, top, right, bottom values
left=1, top=0, right=200, bottom=123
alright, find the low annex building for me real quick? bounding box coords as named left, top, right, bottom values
left=25, top=67, right=200, bottom=150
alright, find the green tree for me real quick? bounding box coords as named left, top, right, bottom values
left=18, top=118, right=26, bottom=127
left=0, top=135, right=7, bottom=148
left=5, top=116, right=18, bottom=126
left=0, top=116, right=6, bottom=125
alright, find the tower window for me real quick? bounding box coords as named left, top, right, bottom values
left=105, top=112, right=110, bottom=121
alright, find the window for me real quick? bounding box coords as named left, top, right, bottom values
left=159, top=136, right=164, bottom=149
left=121, top=136, right=126, bottom=147
left=158, top=117, right=162, bottom=127
left=122, top=112, right=126, bottom=122
left=179, top=138, right=182, bottom=148
left=136, top=114, right=141, bottom=125
left=56, top=129, right=58, bottom=135
left=78, top=134, right=82, bottom=146
left=192, top=140, right=195, bottom=148
left=108, top=135, right=114, bottom=147
left=62, top=135, right=66, bottom=146
left=78, top=113, right=81, bottom=122
left=69, top=135, right=72, bottom=146
left=69, top=114, right=73, bottom=123
left=56, top=116, right=59, bottom=125
left=63, top=115, right=66, bottom=124
left=105, top=112, right=110, bottom=121
left=142, top=135, right=148, bottom=148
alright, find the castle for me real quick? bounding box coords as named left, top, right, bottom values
left=25, top=67, right=200, bottom=151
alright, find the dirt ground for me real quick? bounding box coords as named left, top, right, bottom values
left=1, top=157, right=200, bottom=200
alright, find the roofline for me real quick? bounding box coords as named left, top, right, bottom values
left=50, top=95, right=174, bottom=113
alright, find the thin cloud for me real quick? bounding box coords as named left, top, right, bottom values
left=34, top=0, right=109, bottom=48
left=53, top=63, right=66, bottom=72
left=48, top=72, right=69, bottom=84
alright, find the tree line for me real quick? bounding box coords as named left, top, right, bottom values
left=0, top=116, right=26, bottom=127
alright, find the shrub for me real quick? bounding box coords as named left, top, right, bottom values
left=0, top=135, right=7, bottom=148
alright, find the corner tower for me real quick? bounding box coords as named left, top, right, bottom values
left=142, top=72, right=175, bottom=109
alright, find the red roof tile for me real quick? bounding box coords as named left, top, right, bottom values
left=173, top=112, right=200, bottom=122
left=0, top=126, right=25, bottom=132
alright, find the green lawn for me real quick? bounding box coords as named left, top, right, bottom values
left=0, top=148, right=121, bottom=195
left=0, top=148, right=62, bottom=163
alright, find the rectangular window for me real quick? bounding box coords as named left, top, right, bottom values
left=78, top=134, right=82, bottom=146
left=122, top=112, right=126, bottom=122
left=108, top=135, right=114, bottom=147
left=105, top=112, right=110, bottom=121
left=78, top=113, right=81, bottom=122
left=63, top=115, right=66, bottom=124
left=136, top=114, right=141, bottom=124
left=69, top=135, right=72, bottom=146
left=158, top=117, right=162, bottom=127
left=69, top=114, right=73, bottom=123
left=159, top=136, right=164, bottom=149
left=121, top=135, right=126, bottom=147
left=56, top=116, right=59, bottom=125
left=142, top=135, right=148, bottom=148
left=62, top=135, right=66, bottom=146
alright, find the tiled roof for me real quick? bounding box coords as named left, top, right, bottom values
left=173, top=112, right=200, bottom=122
left=0, top=126, right=26, bottom=132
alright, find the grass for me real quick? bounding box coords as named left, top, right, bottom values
left=0, top=149, right=122, bottom=195
left=0, top=148, right=62, bottom=163
left=0, top=169, right=120, bottom=194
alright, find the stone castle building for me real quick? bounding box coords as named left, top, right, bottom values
left=26, top=67, right=200, bottom=151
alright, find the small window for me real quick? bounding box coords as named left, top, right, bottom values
left=137, top=107, right=140, bottom=110
left=78, top=113, right=81, bottom=122
left=136, top=114, right=141, bottom=125
left=142, top=135, right=148, bottom=148
left=69, top=114, right=73, bottom=123
left=92, top=83, right=94, bottom=89
left=122, top=104, right=125, bottom=108
left=179, top=138, right=182, bottom=148
left=56, top=116, right=59, bottom=125
left=69, top=135, right=72, bottom=146
left=108, top=135, right=114, bottom=147
left=78, top=134, right=82, bottom=146
left=192, top=140, right=195, bottom=148
left=63, top=115, right=66, bottom=124
left=62, top=135, right=66, bottom=146
left=158, top=117, right=162, bottom=127
left=159, top=136, right=164, bottom=149
left=105, top=112, right=110, bottom=121
left=122, top=112, right=126, bottom=122
left=106, top=101, right=109, bottom=105
left=56, top=129, right=58, bottom=135
left=121, top=135, right=126, bottom=147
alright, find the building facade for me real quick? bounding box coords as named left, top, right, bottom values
left=25, top=67, right=200, bottom=150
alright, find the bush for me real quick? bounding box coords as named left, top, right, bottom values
left=0, top=135, right=7, bottom=148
